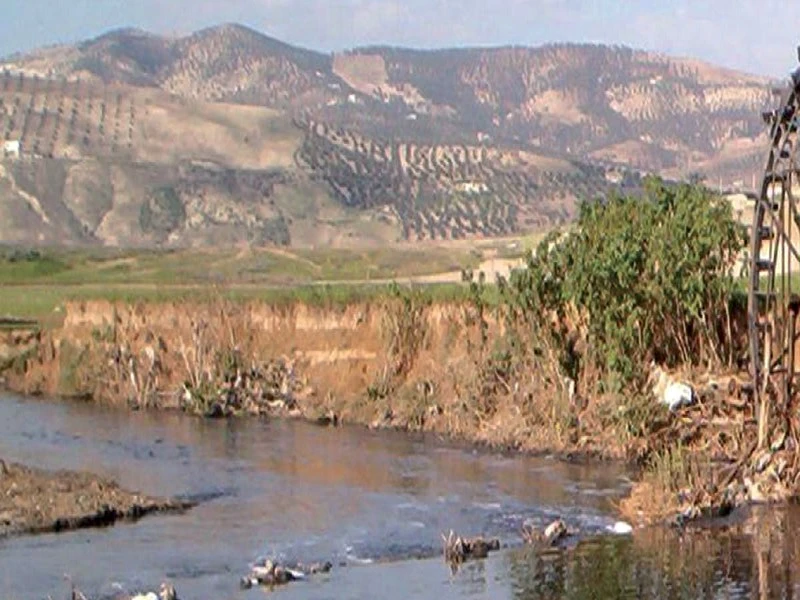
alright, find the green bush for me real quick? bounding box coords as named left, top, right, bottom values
left=0, top=248, right=68, bottom=281
left=140, top=186, right=185, bottom=234
left=499, top=176, right=747, bottom=387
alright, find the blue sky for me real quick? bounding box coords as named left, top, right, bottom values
left=2, top=0, right=798, bottom=78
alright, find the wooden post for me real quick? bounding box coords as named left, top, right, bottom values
left=758, top=323, right=772, bottom=449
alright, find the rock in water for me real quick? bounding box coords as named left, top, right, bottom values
left=544, top=519, right=568, bottom=544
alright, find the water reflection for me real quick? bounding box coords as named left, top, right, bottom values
left=0, top=392, right=631, bottom=599
left=506, top=506, right=800, bottom=600
left=5, top=392, right=800, bottom=600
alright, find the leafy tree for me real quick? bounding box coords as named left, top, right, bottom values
left=499, top=176, right=747, bottom=388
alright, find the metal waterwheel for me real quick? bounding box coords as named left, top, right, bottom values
left=748, top=55, right=800, bottom=443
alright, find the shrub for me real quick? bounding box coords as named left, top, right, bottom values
left=140, top=186, right=186, bottom=234
left=381, top=282, right=431, bottom=379
left=499, top=176, right=747, bottom=389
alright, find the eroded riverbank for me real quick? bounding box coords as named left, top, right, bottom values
left=0, top=296, right=783, bottom=528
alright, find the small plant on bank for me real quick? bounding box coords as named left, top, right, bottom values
left=381, top=282, right=431, bottom=379
left=369, top=283, right=432, bottom=402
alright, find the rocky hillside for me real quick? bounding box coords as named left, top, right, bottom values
left=0, top=24, right=779, bottom=247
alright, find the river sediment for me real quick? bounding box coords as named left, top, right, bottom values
left=0, top=457, right=192, bottom=539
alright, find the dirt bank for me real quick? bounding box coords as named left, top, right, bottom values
left=0, top=458, right=192, bottom=539
left=1, top=298, right=588, bottom=454
left=0, top=298, right=790, bottom=528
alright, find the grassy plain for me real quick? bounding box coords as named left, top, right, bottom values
left=0, top=237, right=542, bottom=319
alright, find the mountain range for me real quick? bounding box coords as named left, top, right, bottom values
left=0, top=23, right=777, bottom=247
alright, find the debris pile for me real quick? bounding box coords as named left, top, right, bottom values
left=442, top=530, right=501, bottom=566
left=239, top=558, right=332, bottom=589
left=180, top=357, right=311, bottom=418
left=622, top=370, right=800, bottom=525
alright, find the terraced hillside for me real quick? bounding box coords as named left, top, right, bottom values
left=5, top=26, right=777, bottom=182
left=0, top=24, right=782, bottom=247
left=0, top=72, right=138, bottom=160
left=295, top=118, right=636, bottom=240
left=331, top=45, right=774, bottom=183
left=0, top=66, right=640, bottom=246
left=0, top=71, right=302, bottom=167
left=0, top=71, right=330, bottom=247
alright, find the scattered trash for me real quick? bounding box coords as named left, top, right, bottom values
left=130, top=583, right=178, bottom=600
left=240, top=558, right=332, bottom=589
left=661, top=381, right=694, bottom=411
left=754, top=451, right=772, bottom=473
left=179, top=357, right=309, bottom=418
left=521, top=518, right=574, bottom=546
left=649, top=363, right=694, bottom=411
left=442, top=530, right=500, bottom=566
left=69, top=581, right=178, bottom=600
left=605, top=521, right=633, bottom=535
left=544, top=519, right=568, bottom=542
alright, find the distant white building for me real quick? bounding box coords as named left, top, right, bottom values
left=456, top=181, right=488, bottom=194
left=725, top=193, right=751, bottom=223
left=3, top=140, right=20, bottom=159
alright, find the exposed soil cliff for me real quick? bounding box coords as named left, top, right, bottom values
left=3, top=298, right=587, bottom=450
left=0, top=297, right=791, bottom=528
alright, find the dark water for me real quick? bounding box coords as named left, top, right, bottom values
left=0, top=393, right=797, bottom=599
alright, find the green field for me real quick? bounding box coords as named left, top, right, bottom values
left=0, top=244, right=527, bottom=320
left=0, top=282, right=489, bottom=321
left=0, top=245, right=498, bottom=285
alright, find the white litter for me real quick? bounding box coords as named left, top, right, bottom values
left=605, top=521, right=633, bottom=535
left=649, top=363, right=695, bottom=411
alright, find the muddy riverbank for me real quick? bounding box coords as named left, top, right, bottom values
left=0, top=457, right=192, bottom=539
left=0, top=297, right=789, bottom=528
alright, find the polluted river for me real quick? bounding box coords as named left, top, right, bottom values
left=0, top=391, right=799, bottom=599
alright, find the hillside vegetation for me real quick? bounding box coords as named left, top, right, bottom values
left=0, top=24, right=777, bottom=247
